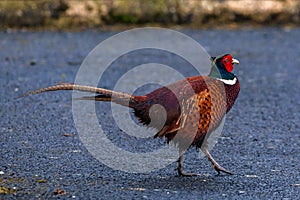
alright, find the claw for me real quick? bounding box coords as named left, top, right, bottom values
left=202, top=148, right=233, bottom=175
left=177, top=166, right=199, bottom=177
left=213, top=164, right=233, bottom=175
left=177, top=153, right=199, bottom=177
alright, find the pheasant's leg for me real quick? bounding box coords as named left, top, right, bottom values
left=177, top=153, right=198, bottom=176
left=202, top=148, right=233, bottom=175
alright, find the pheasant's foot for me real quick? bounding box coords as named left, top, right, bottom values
left=177, top=153, right=199, bottom=177
left=212, top=163, right=233, bottom=175
left=177, top=167, right=199, bottom=177
left=202, top=148, right=233, bottom=175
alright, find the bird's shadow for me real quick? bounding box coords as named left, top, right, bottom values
left=115, top=172, right=238, bottom=193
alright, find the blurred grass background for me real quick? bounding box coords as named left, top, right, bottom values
left=0, top=0, right=300, bottom=29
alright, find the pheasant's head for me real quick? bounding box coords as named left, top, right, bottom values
left=209, top=54, right=239, bottom=82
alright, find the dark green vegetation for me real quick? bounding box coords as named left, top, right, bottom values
left=1, top=0, right=300, bottom=29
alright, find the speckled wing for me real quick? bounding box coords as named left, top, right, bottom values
left=157, top=78, right=228, bottom=149
left=170, top=93, right=202, bottom=149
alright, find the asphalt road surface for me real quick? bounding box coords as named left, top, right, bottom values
left=1, top=28, right=299, bottom=199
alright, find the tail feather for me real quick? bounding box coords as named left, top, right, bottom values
left=73, top=95, right=112, bottom=101
left=18, top=83, right=134, bottom=107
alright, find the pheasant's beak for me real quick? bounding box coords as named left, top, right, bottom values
left=232, top=58, right=240, bottom=65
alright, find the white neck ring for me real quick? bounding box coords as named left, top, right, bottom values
left=216, top=77, right=237, bottom=85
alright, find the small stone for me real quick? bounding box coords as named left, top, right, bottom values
left=63, top=133, right=72, bottom=137
left=53, top=188, right=67, bottom=195
left=245, top=174, right=259, bottom=178
left=29, top=60, right=37, bottom=66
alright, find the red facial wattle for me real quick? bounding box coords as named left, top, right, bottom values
left=224, top=61, right=233, bottom=72
left=222, top=55, right=234, bottom=72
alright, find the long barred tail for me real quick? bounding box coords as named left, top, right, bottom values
left=18, top=83, right=136, bottom=107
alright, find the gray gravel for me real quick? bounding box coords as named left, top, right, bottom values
left=1, top=28, right=299, bottom=199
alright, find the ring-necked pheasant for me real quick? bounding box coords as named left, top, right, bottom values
left=20, top=54, right=240, bottom=176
